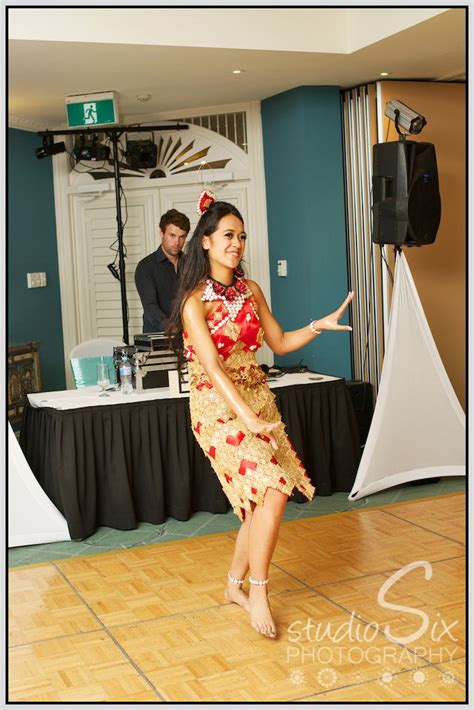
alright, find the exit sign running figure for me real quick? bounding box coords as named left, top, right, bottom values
left=65, top=91, right=119, bottom=128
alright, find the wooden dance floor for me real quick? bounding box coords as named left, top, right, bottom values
left=8, top=493, right=465, bottom=702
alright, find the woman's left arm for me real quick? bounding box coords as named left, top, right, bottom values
left=247, top=280, right=355, bottom=356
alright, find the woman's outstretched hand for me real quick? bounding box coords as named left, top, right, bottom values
left=244, top=416, right=282, bottom=450
left=317, top=291, right=355, bottom=332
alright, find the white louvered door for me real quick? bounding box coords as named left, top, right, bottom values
left=71, top=188, right=160, bottom=343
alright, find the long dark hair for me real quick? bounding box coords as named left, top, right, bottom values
left=166, top=201, right=245, bottom=366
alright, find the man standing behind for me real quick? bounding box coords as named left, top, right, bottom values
left=135, top=209, right=190, bottom=333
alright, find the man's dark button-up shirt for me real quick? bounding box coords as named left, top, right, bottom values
left=134, top=245, right=184, bottom=333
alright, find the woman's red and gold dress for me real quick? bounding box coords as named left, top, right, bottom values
left=183, top=278, right=316, bottom=521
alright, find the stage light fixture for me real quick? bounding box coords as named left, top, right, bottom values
left=385, top=100, right=427, bottom=135
left=125, top=139, right=158, bottom=169
left=73, top=134, right=111, bottom=161
left=35, top=136, right=67, bottom=159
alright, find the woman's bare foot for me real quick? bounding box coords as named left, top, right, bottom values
left=224, top=581, right=250, bottom=612
left=248, top=585, right=276, bottom=638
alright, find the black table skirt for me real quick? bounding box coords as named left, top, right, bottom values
left=20, top=379, right=361, bottom=540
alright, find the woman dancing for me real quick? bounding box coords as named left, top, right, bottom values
left=167, top=197, right=354, bottom=639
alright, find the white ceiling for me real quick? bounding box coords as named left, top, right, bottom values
left=8, top=7, right=466, bottom=131
left=8, top=7, right=448, bottom=53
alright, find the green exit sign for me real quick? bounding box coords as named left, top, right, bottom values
left=65, top=91, right=119, bottom=128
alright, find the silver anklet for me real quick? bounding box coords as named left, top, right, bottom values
left=249, top=576, right=269, bottom=585
left=227, top=571, right=245, bottom=585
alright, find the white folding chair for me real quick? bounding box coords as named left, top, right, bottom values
left=69, top=338, right=126, bottom=388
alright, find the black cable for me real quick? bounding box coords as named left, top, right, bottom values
left=120, top=184, right=129, bottom=229
left=361, top=286, right=371, bottom=385
left=66, top=150, right=107, bottom=175
left=67, top=133, right=113, bottom=174
left=270, top=362, right=309, bottom=375
left=381, top=245, right=394, bottom=286
left=105, top=134, right=127, bottom=167
left=106, top=139, right=129, bottom=269
left=108, top=145, right=129, bottom=268
left=108, top=186, right=128, bottom=267
left=67, top=147, right=113, bottom=175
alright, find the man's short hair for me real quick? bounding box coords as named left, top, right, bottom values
left=159, top=209, right=190, bottom=234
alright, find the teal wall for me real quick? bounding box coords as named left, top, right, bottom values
left=261, top=86, right=352, bottom=378
left=8, top=128, right=66, bottom=391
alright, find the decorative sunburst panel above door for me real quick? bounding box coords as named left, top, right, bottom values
left=68, top=124, right=247, bottom=184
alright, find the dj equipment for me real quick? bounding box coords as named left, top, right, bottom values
left=134, top=332, right=169, bottom=351
left=133, top=333, right=178, bottom=389
left=372, top=140, right=441, bottom=246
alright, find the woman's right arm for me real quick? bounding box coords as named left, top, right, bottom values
left=182, top=294, right=282, bottom=449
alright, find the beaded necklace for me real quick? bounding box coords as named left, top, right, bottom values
left=201, top=268, right=258, bottom=328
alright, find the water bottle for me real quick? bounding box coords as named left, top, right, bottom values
left=119, top=352, right=133, bottom=395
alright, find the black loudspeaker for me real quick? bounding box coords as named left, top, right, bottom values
left=372, top=140, right=441, bottom=246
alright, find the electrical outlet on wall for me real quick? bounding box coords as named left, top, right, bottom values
left=277, top=260, right=287, bottom=277
left=27, top=272, right=47, bottom=288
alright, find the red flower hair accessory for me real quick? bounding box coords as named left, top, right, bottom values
left=197, top=189, right=216, bottom=216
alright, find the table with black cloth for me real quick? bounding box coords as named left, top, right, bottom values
left=20, top=373, right=361, bottom=540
